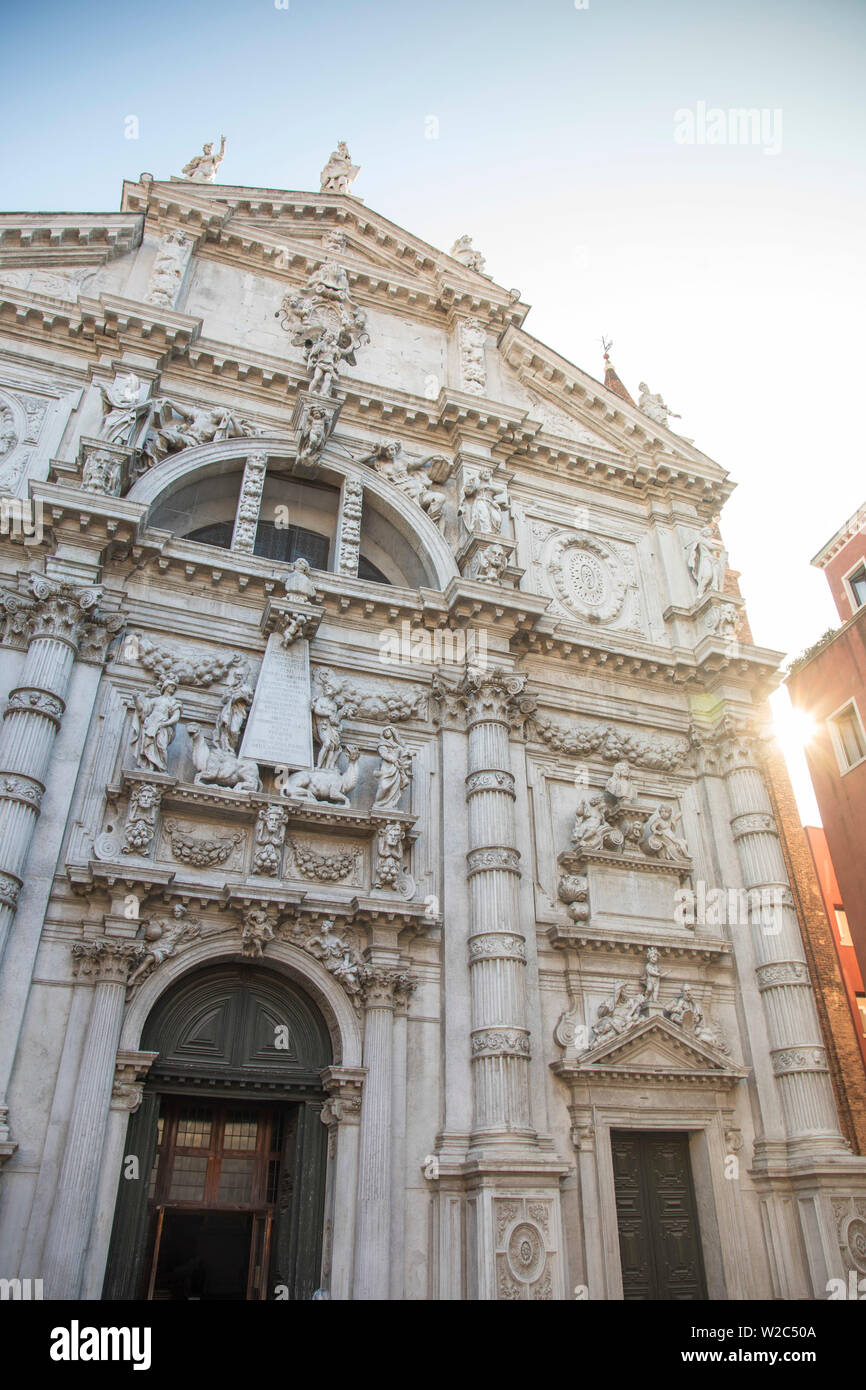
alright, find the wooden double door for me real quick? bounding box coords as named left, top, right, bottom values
left=145, top=1098, right=284, bottom=1301
left=611, top=1131, right=707, bottom=1300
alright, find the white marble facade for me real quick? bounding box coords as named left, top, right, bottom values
left=0, top=171, right=864, bottom=1304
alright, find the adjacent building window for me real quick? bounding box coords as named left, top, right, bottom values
left=834, top=906, right=853, bottom=946
left=828, top=701, right=866, bottom=773
left=856, top=994, right=866, bottom=1038
left=845, top=561, right=866, bottom=612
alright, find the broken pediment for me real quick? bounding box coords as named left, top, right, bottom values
left=554, top=1012, right=746, bottom=1089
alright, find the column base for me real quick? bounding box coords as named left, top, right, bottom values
left=431, top=1146, right=569, bottom=1300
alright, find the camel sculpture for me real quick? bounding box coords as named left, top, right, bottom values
left=280, top=746, right=360, bottom=805
left=185, top=722, right=262, bottom=793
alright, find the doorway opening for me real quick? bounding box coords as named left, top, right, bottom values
left=145, top=1097, right=286, bottom=1300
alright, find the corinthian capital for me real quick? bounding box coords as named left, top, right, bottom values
left=1, top=573, right=123, bottom=660
left=360, top=964, right=416, bottom=1009
left=691, top=713, right=764, bottom=776
left=432, top=665, right=535, bottom=729
left=111, top=1049, right=159, bottom=1112
left=72, top=937, right=139, bottom=985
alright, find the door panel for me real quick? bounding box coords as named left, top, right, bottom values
left=611, top=1131, right=707, bottom=1301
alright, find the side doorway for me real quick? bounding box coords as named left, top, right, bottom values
left=611, top=1130, right=708, bottom=1300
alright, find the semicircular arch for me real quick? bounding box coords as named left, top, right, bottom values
left=126, top=435, right=458, bottom=590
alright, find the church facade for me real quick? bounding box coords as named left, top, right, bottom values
left=0, top=148, right=864, bottom=1301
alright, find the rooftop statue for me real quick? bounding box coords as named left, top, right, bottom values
left=638, top=381, right=681, bottom=428
left=450, top=235, right=487, bottom=274
left=181, top=136, right=227, bottom=183
left=320, top=142, right=360, bottom=195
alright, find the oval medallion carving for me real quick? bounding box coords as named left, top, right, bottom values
left=548, top=533, right=627, bottom=623
left=506, top=1221, right=545, bottom=1283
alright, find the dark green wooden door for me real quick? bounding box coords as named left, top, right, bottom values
left=611, top=1131, right=707, bottom=1300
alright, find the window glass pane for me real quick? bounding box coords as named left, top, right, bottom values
left=217, top=1157, right=255, bottom=1204
left=254, top=521, right=329, bottom=569
left=836, top=709, right=866, bottom=766
left=857, top=995, right=866, bottom=1037
left=168, top=1155, right=209, bottom=1202
left=186, top=521, right=234, bottom=550
left=223, top=1111, right=259, bottom=1152
left=175, top=1106, right=212, bottom=1149
left=849, top=567, right=866, bottom=607
left=147, top=1152, right=161, bottom=1200
left=835, top=907, right=853, bottom=946
left=358, top=555, right=390, bottom=584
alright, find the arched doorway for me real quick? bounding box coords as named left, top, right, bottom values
left=103, top=963, right=332, bottom=1301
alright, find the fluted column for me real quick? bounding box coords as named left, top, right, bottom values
left=463, top=669, right=532, bottom=1140
left=716, top=719, right=844, bottom=1151
left=353, top=965, right=413, bottom=1299
left=0, top=576, right=117, bottom=962
left=80, top=1049, right=159, bottom=1299
left=43, top=939, right=138, bottom=1299
left=320, top=1066, right=365, bottom=1301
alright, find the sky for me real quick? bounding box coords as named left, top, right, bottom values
left=2, top=0, right=864, bottom=820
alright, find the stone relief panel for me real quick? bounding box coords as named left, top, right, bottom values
left=831, top=1196, right=866, bottom=1278
left=493, top=1197, right=557, bottom=1301
left=0, top=266, right=97, bottom=301
left=522, top=388, right=610, bottom=448
left=0, top=386, right=50, bottom=493
left=526, top=520, right=644, bottom=635
left=528, top=750, right=694, bottom=931
left=285, top=837, right=365, bottom=887
left=157, top=817, right=246, bottom=871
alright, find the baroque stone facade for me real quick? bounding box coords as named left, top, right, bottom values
left=0, top=161, right=864, bottom=1304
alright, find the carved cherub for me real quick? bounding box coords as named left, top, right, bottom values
left=639, top=804, right=690, bottom=861
left=241, top=906, right=275, bottom=958
left=127, top=904, right=201, bottom=991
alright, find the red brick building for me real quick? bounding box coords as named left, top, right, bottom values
left=805, top=825, right=866, bottom=1069
left=787, top=503, right=866, bottom=984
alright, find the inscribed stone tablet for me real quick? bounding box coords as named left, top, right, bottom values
left=239, top=633, right=313, bottom=768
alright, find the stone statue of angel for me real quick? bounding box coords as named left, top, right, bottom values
left=127, top=904, right=200, bottom=991
left=358, top=440, right=445, bottom=523
left=639, top=804, right=690, bottom=861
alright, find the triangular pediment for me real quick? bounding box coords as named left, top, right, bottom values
left=120, top=178, right=529, bottom=329
left=574, top=1016, right=743, bottom=1085
left=500, top=366, right=625, bottom=453
left=499, top=323, right=729, bottom=478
